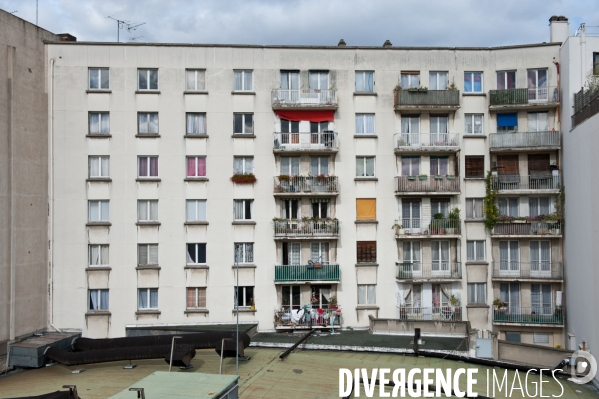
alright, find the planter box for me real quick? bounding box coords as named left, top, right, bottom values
left=407, top=176, right=417, bottom=180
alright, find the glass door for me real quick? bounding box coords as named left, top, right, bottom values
left=499, top=241, right=520, bottom=277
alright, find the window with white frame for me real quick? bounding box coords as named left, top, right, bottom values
left=235, top=286, right=254, bottom=307
left=186, top=113, right=206, bottom=135
left=234, top=199, right=253, bottom=220
left=281, top=199, right=299, bottom=219
left=311, top=200, right=328, bottom=218
left=401, top=157, right=420, bottom=176
left=233, top=70, right=253, bottom=91
left=466, top=241, right=485, bottom=261
left=401, top=115, right=420, bottom=134
left=355, top=71, right=374, bottom=92
left=464, top=72, right=483, bottom=93
left=498, top=197, right=519, bottom=216
left=89, top=156, right=109, bottom=178
left=138, top=112, right=159, bottom=134
left=431, top=241, right=450, bottom=272
left=431, top=199, right=450, bottom=218
left=88, top=200, right=109, bottom=222
left=88, top=244, right=109, bottom=267
left=310, top=157, right=329, bottom=175
left=138, top=288, right=158, bottom=309
left=533, top=333, right=550, bottom=344
left=355, top=113, right=375, bottom=134
left=186, top=156, right=206, bottom=178
left=138, top=156, right=158, bottom=178
left=429, top=71, right=448, bottom=90
left=281, top=285, right=301, bottom=310
left=137, top=200, right=158, bottom=222
left=529, top=197, right=550, bottom=216
left=138, top=244, right=158, bottom=266
left=465, top=114, right=484, bottom=134
left=467, top=283, right=486, bottom=304
left=233, top=157, right=254, bottom=174
left=234, top=114, right=253, bottom=134
left=88, top=289, right=109, bottom=311
left=400, top=72, right=420, bottom=88
left=280, top=157, right=300, bottom=175
left=186, top=69, right=206, bottom=91
left=310, top=242, right=329, bottom=263
left=234, top=243, right=253, bottom=264
left=357, top=285, right=376, bottom=305
left=527, top=112, right=549, bottom=132
left=282, top=242, right=300, bottom=265
left=138, top=69, right=158, bottom=90
left=309, top=71, right=329, bottom=89
left=497, top=71, right=516, bottom=90
left=89, top=68, right=109, bottom=90
left=186, top=200, right=207, bottom=222
left=531, top=283, right=552, bottom=314
left=356, top=157, right=375, bottom=177
left=186, top=243, right=206, bottom=264
left=465, top=198, right=484, bottom=219
left=89, top=112, right=110, bottom=135
left=187, top=287, right=206, bottom=308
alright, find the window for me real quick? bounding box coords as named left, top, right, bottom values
left=505, top=332, right=521, bottom=343
left=467, top=241, right=485, bottom=261
left=430, top=156, right=448, bottom=176
left=431, top=241, right=450, bottom=272
left=401, top=72, right=420, bottom=88
left=356, top=157, right=375, bottom=177
left=357, top=285, right=376, bottom=305
left=465, top=114, right=483, bottom=134
left=89, top=68, right=109, bottom=90
left=138, top=69, right=158, bottom=90
left=89, top=156, right=109, bottom=178
left=310, top=157, right=329, bottom=175
left=282, top=242, right=301, bottom=265
left=280, top=157, right=300, bottom=175
left=355, top=71, right=374, bottom=92
left=187, top=157, right=206, bottom=178
left=88, top=289, right=109, bottom=311
left=497, top=113, right=518, bottom=132
left=527, top=69, right=547, bottom=88
left=499, top=242, right=520, bottom=275
left=401, top=157, right=420, bottom=176
left=527, top=112, right=549, bottom=132
left=356, top=199, right=376, bottom=221
left=533, top=333, right=550, bottom=344
left=356, top=241, right=376, bottom=263
left=401, top=116, right=420, bottom=134
left=187, top=287, right=207, bottom=309
left=530, top=241, right=551, bottom=275
left=138, top=244, right=158, bottom=266
left=467, top=283, right=486, bottom=304
left=311, top=200, right=328, bottom=218
left=88, top=244, right=109, bottom=267
left=594, top=53, right=599, bottom=75
left=311, top=242, right=329, bottom=263
left=464, top=72, right=483, bottom=93
left=281, top=199, right=299, bottom=219
left=311, top=121, right=331, bottom=133
left=280, top=70, right=299, bottom=92
left=234, top=114, right=253, bottom=134
left=465, top=198, right=484, bottom=219
left=309, top=71, right=329, bottom=89
left=235, top=286, right=254, bottom=307
left=138, top=156, right=158, bottom=178
left=186, top=113, right=206, bottom=135
left=355, top=114, right=375, bottom=134
left=88, top=200, right=109, bottom=222
left=137, top=200, right=158, bottom=222
left=138, top=288, right=158, bottom=309
left=233, top=70, right=253, bottom=91
left=186, top=200, right=206, bottom=222
left=431, top=198, right=450, bottom=217
left=234, top=243, right=253, bottom=264
left=531, top=284, right=552, bottom=314
left=186, top=243, right=207, bottom=265
left=138, top=112, right=159, bottom=134
left=500, top=282, right=520, bottom=310
left=498, top=198, right=519, bottom=216
left=530, top=198, right=550, bottom=217
left=429, top=71, right=448, bottom=90
left=186, top=69, right=206, bottom=91
left=234, top=200, right=253, bottom=220
left=402, top=241, right=421, bottom=266
left=282, top=286, right=301, bottom=310
left=281, top=119, right=300, bottom=133
left=234, top=157, right=254, bottom=174
left=89, top=112, right=110, bottom=135
left=465, top=156, right=484, bottom=178
left=497, top=71, right=516, bottom=90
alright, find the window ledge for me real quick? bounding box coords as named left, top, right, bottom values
left=462, top=93, right=486, bottom=96
left=136, top=178, right=161, bottom=182
left=136, top=265, right=161, bottom=270
left=464, top=177, right=485, bottom=180
left=135, top=134, right=161, bottom=138
left=85, top=311, right=111, bottom=316
left=185, top=309, right=209, bottom=314
left=355, top=263, right=379, bottom=267
left=231, top=91, right=255, bottom=95
left=233, top=308, right=257, bottom=313
left=355, top=220, right=378, bottom=224
left=465, top=261, right=489, bottom=265
left=465, top=219, right=485, bottom=223
left=86, top=89, right=112, bottom=94
left=184, top=177, right=209, bottom=182
left=86, top=222, right=111, bottom=227
left=232, top=221, right=256, bottom=225
left=135, top=90, right=161, bottom=94
left=356, top=305, right=379, bottom=310
left=231, top=134, right=256, bottom=138
left=86, top=267, right=112, bottom=271
left=463, top=134, right=487, bottom=139
left=232, top=264, right=257, bottom=269
left=86, top=178, right=112, bottom=182
left=184, top=91, right=208, bottom=95
left=86, top=134, right=112, bottom=138
left=467, top=304, right=490, bottom=309
left=353, top=92, right=377, bottom=96
left=185, top=221, right=209, bottom=226
left=136, top=310, right=161, bottom=315
left=136, top=222, right=161, bottom=226
left=185, top=134, right=209, bottom=139
left=185, top=265, right=209, bottom=270
left=354, top=134, right=377, bottom=139
left=354, top=177, right=378, bottom=182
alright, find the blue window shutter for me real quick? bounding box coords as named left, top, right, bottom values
left=497, top=113, right=518, bottom=127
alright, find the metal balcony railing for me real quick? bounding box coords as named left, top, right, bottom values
left=274, top=176, right=339, bottom=194
left=273, top=219, right=340, bottom=237
left=394, top=90, right=460, bottom=107
left=492, top=174, right=560, bottom=191
left=396, top=262, right=462, bottom=280
left=394, top=133, right=460, bottom=150
left=489, top=131, right=560, bottom=149
left=490, top=86, right=559, bottom=106
left=398, top=306, right=463, bottom=321
left=395, top=219, right=461, bottom=236
left=274, top=307, right=342, bottom=328
left=573, top=87, right=599, bottom=128
left=273, top=132, right=338, bottom=151
left=395, top=176, right=460, bottom=193
left=493, top=307, right=564, bottom=325
left=272, top=89, right=337, bottom=107
left=491, top=221, right=561, bottom=236
left=491, top=262, right=563, bottom=279
left=274, top=264, right=340, bottom=282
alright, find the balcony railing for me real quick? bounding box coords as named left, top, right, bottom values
left=491, top=221, right=561, bottom=236
left=395, top=219, right=461, bottom=236
left=273, top=132, right=338, bottom=151
left=273, top=219, right=339, bottom=238
left=398, top=306, right=463, bottom=321
left=492, top=262, right=563, bottom=279
left=493, top=307, right=563, bottom=325
left=573, top=87, right=599, bottom=128
left=489, top=86, right=559, bottom=106
left=489, top=131, right=560, bottom=149
left=396, top=262, right=462, bottom=280
left=395, top=176, right=460, bottom=193
left=492, top=174, right=560, bottom=191
left=274, top=307, right=342, bottom=328
left=394, top=90, right=460, bottom=107
left=272, top=89, right=337, bottom=107
left=274, top=176, right=339, bottom=194
left=394, top=133, right=460, bottom=150
left=274, top=264, right=340, bottom=282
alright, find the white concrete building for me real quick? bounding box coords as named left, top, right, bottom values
left=46, top=21, right=566, bottom=346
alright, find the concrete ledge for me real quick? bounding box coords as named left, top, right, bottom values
left=231, top=91, right=255, bottom=95
left=86, top=134, right=112, bottom=138
left=184, top=265, right=209, bottom=269
left=354, top=177, right=378, bottom=181
left=135, top=90, right=160, bottom=94
left=463, top=135, right=487, bottom=139
left=86, top=178, right=112, bottom=182
left=354, top=134, right=377, bottom=138
left=86, top=222, right=111, bottom=227
left=85, top=311, right=111, bottom=316
left=135, top=134, right=161, bottom=138
left=86, top=89, right=112, bottom=94
left=231, top=134, right=256, bottom=138
left=184, top=177, right=209, bottom=182
left=355, top=263, right=378, bottom=267
left=184, top=309, right=209, bottom=314
left=85, top=267, right=112, bottom=271
left=498, top=340, right=574, bottom=369
left=136, top=178, right=161, bottom=182
left=136, top=222, right=161, bottom=226
left=355, top=220, right=378, bottom=224
left=232, top=221, right=256, bottom=225
left=136, top=265, right=161, bottom=270
left=354, top=92, right=377, bottom=96
left=184, top=91, right=208, bottom=95
left=185, top=221, right=209, bottom=225
left=184, top=134, right=209, bottom=138
left=136, top=310, right=161, bottom=315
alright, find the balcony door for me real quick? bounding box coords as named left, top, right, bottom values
left=500, top=282, right=520, bottom=314
left=401, top=241, right=421, bottom=277
left=527, top=69, right=548, bottom=102
left=280, top=157, right=300, bottom=176
left=311, top=285, right=332, bottom=309
left=310, top=157, right=329, bottom=175
left=496, top=155, right=520, bottom=185
left=281, top=199, right=299, bottom=220
left=402, top=199, right=421, bottom=233
left=531, top=284, right=552, bottom=315
left=401, top=116, right=420, bottom=146
left=527, top=112, right=549, bottom=132
left=280, top=71, right=299, bottom=102
left=311, top=242, right=329, bottom=264
left=282, top=285, right=301, bottom=310
left=282, top=242, right=301, bottom=266
left=499, top=241, right=520, bottom=277
left=530, top=241, right=551, bottom=278
left=431, top=198, right=450, bottom=218
left=431, top=241, right=450, bottom=276
left=430, top=116, right=448, bottom=145
left=430, top=157, right=449, bottom=176
left=308, top=71, right=329, bottom=104
left=280, top=119, right=300, bottom=145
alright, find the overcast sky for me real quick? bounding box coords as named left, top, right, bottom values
left=1, top=0, right=598, bottom=47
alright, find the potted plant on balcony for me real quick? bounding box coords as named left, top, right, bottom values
left=449, top=294, right=461, bottom=313
left=447, top=208, right=460, bottom=234
left=419, top=174, right=428, bottom=180
left=431, top=213, right=445, bottom=235
left=493, top=299, right=507, bottom=320
left=447, top=82, right=458, bottom=91
left=328, top=295, right=338, bottom=310
left=446, top=174, right=456, bottom=180
left=434, top=175, right=444, bottom=180
left=230, top=173, right=257, bottom=185
left=392, top=223, right=404, bottom=235
left=407, top=175, right=417, bottom=180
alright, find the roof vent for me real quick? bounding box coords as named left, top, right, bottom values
left=338, top=39, right=346, bottom=47
left=383, top=40, right=392, bottom=48
left=57, top=33, right=76, bottom=42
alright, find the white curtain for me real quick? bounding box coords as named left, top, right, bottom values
left=310, top=157, right=328, bottom=175
left=138, top=289, right=147, bottom=309
left=367, top=285, right=376, bottom=304
left=358, top=285, right=366, bottom=304
left=101, top=201, right=109, bottom=221
left=100, top=290, right=109, bottom=310
left=149, top=289, right=158, bottom=308
left=90, top=245, right=100, bottom=266
left=187, top=114, right=205, bottom=134
left=356, top=158, right=364, bottom=177
left=234, top=71, right=243, bottom=90
left=90, top=290, right=98, bottom=310
left=101, top=245, right=109, bottom=265
left=90, top=157, right=99, bottom=177
left=365, top=157, right=374, bottom=176
left=356, top=114, right=375, bottom=134
left=234, top=200, right=244, bottom=219
left=289, top=242, right=300, bottom=264
left=281, top=157, right=300, bottom=175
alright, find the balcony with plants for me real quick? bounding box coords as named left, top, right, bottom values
left=273, top=175, right=339, bottom=195
left=274, top=297, right=342, bottom=330
left=273, top=217, right=340, bottom=239
left=492, top=301, right=564, bottom=325
left=271, top=89, right=338, bottom=109
left=395, top=262, right=462, bottom=281
left=491, top=262, right=563, bottom=281
left=394, top=175, right=460, bottom=194
left=274, top=263, right=340, bottom=283
left=393, top=83, right=460, bottom=111
left=394, top=208, right=462, bottom=238
left=489, top=86, right=559, bottom=110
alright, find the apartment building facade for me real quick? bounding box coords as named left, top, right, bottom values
left=46, top=28, right=566, bottom=345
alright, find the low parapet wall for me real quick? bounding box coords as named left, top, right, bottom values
left=368, top=315, right=470, bottom=337
left=498, top=340, right=573, bottom=369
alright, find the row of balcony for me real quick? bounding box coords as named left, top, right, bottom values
left=491, top=174, right=560, bottom=192
left=493, top=307, right=563, bottom=325
left=394, top=262, right=562, bottom=281
left=273, top=219, right=340, bottom=238
left=273, top=176, right=339, bottom=195
left=274, top=307, right=341, bottom=329
left=491, top=221, right=562, bottom=236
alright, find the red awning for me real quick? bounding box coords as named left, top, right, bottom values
left=275, top=110, right=335, bottom=122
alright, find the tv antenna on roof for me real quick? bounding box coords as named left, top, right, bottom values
left=107, top=16, right=129, bottom=42
left=127, top=22, right=146, bottom=42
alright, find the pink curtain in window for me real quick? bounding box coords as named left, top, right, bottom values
left=197, top=157, right=206, bottom=176
left=150, top=157, right=158, bottom=176
left=139, top=157, right=148, bottom=177
left=432, top=285, right=440, bottom=307
left=187, top=157, right=196, bottom=177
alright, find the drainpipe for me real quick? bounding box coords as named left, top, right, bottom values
left=48, top=58, right=55, bottom=330
left=8, top=46, right=15, bottom=342
left=581, top=23, right=586, bottom=88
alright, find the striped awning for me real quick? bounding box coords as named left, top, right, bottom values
left=311, top=198, right=330, bottom=203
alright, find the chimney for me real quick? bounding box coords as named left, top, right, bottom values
left=383, top=40, right=392, bottom=48
left=549, top=15, right=569, bottom=43
left=338, top=39, right=346, bottom=47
